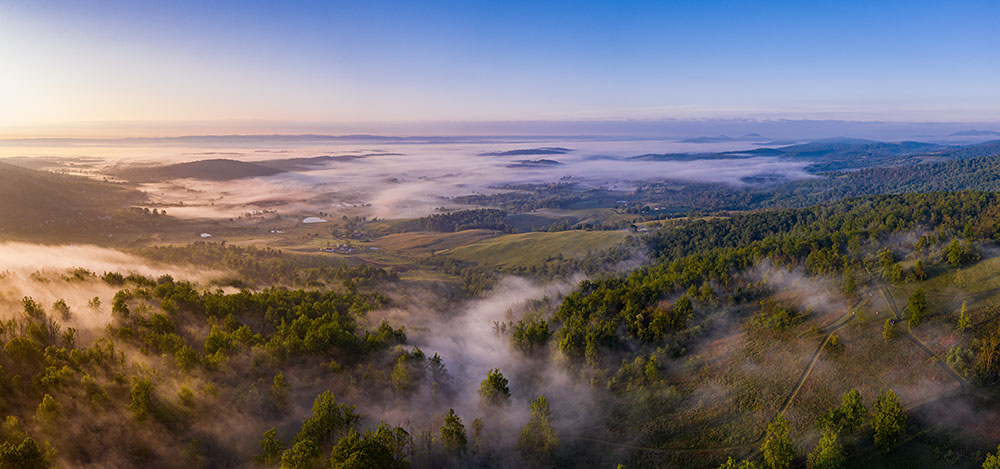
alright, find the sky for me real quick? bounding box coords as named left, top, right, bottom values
left=2, top=0, right=1000, bottom=136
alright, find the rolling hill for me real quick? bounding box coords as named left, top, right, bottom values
left=111, top=158, right=286, bottom=182
left=479, top=147, right=572, bottom=156
left=443, top=230, right=628, bottom=268
left=0, top=161, right=144, bottom=235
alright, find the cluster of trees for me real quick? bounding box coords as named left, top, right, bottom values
left=452, top=153, right=1000, bottom=232
left=0, top=262, right=588, bottom=468
left=616, top=150, right=1000, bottom=216
left=725, top=389, right=905, bottom=469
left=0, top=268, right=417, bottom=467
left=137, top=242, right=398, bottom=288
left=545, top=191, right=1000, bottom=363
left=415, top=209, right=509, bottom=232
left=254, top=391, right=411, bottom=468
left=495, top=191, right=1000, bottom=466
left=452, top=183, right=623, bottom=213
left=421, top=239, right=639, bottom=298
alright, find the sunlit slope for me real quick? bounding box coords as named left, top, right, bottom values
left=0, top=161, right=143, bottom=235
left=111, top=158, right=285, bottom=182
left=443, top=230, right=628, bottom=267
left=367, top=229, right=498, bottom=254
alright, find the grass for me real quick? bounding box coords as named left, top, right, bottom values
left=442, top=230, right=629, bottom=268
left=885, top=254, right=1000, bottom=340
left=505, top=208, right=638, bottom=231
left=369, top=229, right=497, bottom=254
left=622, top=272, right=978, bottom=468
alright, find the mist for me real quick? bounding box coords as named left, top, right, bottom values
left=12, top=138, right=816, bottom=221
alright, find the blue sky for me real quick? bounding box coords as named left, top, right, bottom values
left=2, top=0, right=999, bottom=135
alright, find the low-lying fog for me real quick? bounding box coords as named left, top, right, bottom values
left=0, top=138, right=813, bottom=219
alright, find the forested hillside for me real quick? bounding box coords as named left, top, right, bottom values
left=1, top=190, right=999, bottom=467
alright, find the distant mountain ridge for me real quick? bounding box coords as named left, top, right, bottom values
left=679, top=133, right=771, bottom=143
left=632, top=138, right=951, bottom=172
left=950, top=130, right=1000, bottom=137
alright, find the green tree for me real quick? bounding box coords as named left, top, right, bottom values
left=807, top=430, right=844, bottom=469
left=761, top=414, right=794, bottom=469
left=946, top=239, right=964, bottom=267
left=888, top=264, right=902, bottom=284
left=129, top=377, right=154, bottom=420
left=35, top=394, right=61, bottom=423
left=471, top=418, right=483, bottom=454
left=644, top=355, right=661, bottom=382
left=842, top=270, right=858, bottom=297
left=818, top=389, right=866, bottom=433
left=329, top=423, right=412, bottom=469
left=272, top=372, right=291, bottom=408
left=983, top=444, right=1000, bottom=469
left=957, top=301, right=971, bottom=332
left=907, top=288, right=927, bottom=327
left=838, top=389, right=867, bottom=432
left=877, top=248, right=895, bottom=269
left=440, top=409, right=467, bottom=456
left=175, top=345, right=200, bottom=371
left=294, top=391, right=359, bottom=449
left=718, top=457, right=760, bottom=469
left=518, top=395, right=559, bottom=463
left=391, top=356, right=412, bottom=394
left=478, top=368, right=510, bottom=407
left=912, top=260, right=926, bottom=281
left=670, top=294, right=694, bottom=329
left=255, top=428, right=285, bottom=465
left=872, top=390, right=905, bottom=452
left=883, top=319, right=896, bottom=342
left=52, top=299, right=71, bottom=321
left=0, top=436, right=47, bottom=469
left=281, top=439, right=321, bottom=469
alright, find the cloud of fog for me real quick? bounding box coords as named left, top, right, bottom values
left=363, top=275, right=601, bottom=460
left=0, top=242, right=222, bottom=280
left=752, top=263, right=850, bottom=320
left=0, top=242, right=225, bottom=337
left=42, top=139, right=814, bottom=220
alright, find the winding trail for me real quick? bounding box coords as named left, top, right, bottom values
left=776, top=304, right=856, bottom=415
left=869, top=272, right=970, bottom=388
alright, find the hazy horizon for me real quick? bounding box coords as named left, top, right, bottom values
left=4, top=117, right=1000, bottom=142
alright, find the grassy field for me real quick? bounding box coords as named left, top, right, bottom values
left=887, top=253, right=1000, bottom=336
left=442, top=229, right=628, bottom=268
left=505, top=208, right=638, bottom=231
left=368, top=229, right=498, bottom=254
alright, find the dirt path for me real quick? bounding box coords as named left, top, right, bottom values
left=871, top=276, right=970, bottom=387
left=777, top=305, right=856, bottom=415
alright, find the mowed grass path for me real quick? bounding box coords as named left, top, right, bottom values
left=443, top=230, right=629, bottom=268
